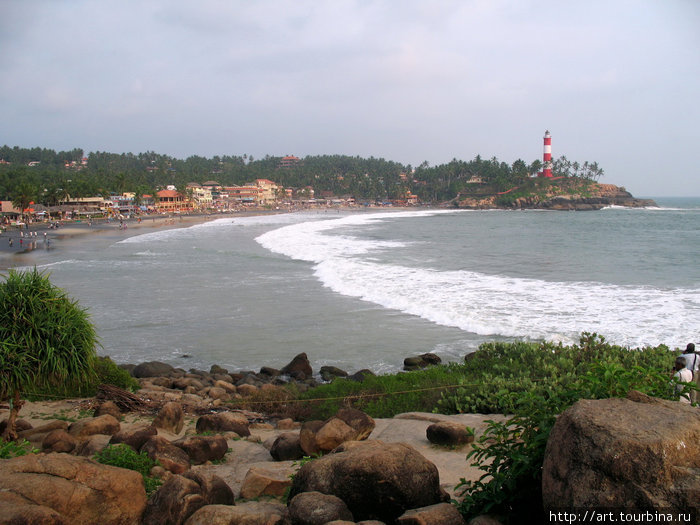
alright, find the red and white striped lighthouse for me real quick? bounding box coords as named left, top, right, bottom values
left=542, top=130, right=553, bottom=177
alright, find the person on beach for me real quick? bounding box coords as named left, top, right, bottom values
left=672, top=356, right=693, bottom=404
left=680, top=343, right=699, bottom=404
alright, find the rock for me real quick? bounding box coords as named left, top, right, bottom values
left=173, top=434, right=229, bottom=465
left=270, top=432, right=305, bottom=461
left=426, top=421, right=474, bottom=447
left=151, top=376, right=175, bottom=388
left=260, top=366, right=282, bottom=378
left=0, top=418, right=33, bottom=435
left=335, top=407, right=375, bottom=440
left=281, top=352, right=313, bottom=380
left=207, top=386, right=231, bottom=401
left=141, top=435, right=192, bottom=474
left=288, top=491, right=354, bottom=524
left=74, top=434, right=112, bottom=456
left=240, top=467, right=292, bottom=499
left=237, top=383, right=259, bottom=396
left=184, top=501, right=287, bottom=525
left=174, top=377, right=205, bottom=390
left=348, top=369, right=375, bottom=382
left=404, top=353, right=442, bottom=371
left=0, top=492, right=67, bottom=525
left=214, top=379, right=237, bottom=394
left=288, top=440, right=446, bottom=523
left=320, top=365, right=349, bottom=382
left=68, top=414, right=120, bottom=438
left=42, top=429, right=77, bottom=453
left=396, top=502, right=466, bottom=524
left=276, top=418, right=299, bottom=430
left=18, top=419, right=68, bottom=439
left=133, top=360, right=176, bottom=378
left=0, top=453, right=146, bottom=524
left=154, top=401, right=186, bottom=434
left=93, top=400, right=122, bottom=420
left=142, top=471, right=234, bottom=525
left=314, top=417, right=357, bottom=452
left=299, top=420, right=325, bottom=456
left=542, top=395, right=700, bottom=513
left=109, top=424, right=158, bottom=450
left=466, top=516, right=504, bottom=525
left=196, top=412, right=250, bottom=437
left=210, top=364, right=229, bottom=375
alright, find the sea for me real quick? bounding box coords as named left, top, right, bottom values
left=12, top=197, right=700, bottom=376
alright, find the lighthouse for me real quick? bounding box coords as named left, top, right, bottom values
left=542, top=130, right=553, bottom=177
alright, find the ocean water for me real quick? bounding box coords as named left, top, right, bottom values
left=15, top=198, right=700, bottom=375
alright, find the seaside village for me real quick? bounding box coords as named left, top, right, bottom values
left=0, top=156, right=421, bottom=226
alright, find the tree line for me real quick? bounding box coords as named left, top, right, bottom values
left=0, top=145, right=604, bottom=208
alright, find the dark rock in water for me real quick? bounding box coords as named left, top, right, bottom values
left=320, top=365, right=349, bottom=382
left=259, top=366, right=282, bottom=378
left=348, top=369, right=375, bottom=382
left=404, top=353, right=442, bottom=371
left=132, top=361, right=175, bottom=378
left=119, top=363, right=136, bottom=374
left=209, top=364, right=228, bottom=375
left=281, top=352, right=313, bottom=380
left=542, top=392, right=700, bottom=513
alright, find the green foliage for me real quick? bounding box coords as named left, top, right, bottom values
left=453, top=334, right=684, bottom=522
left=94, top=443, right=162, bottom=495
left=24, top=355, right=139, bottom=400
left=0, top=269, right=98, bottom=402
left=0, top=439, right=38, bottom=458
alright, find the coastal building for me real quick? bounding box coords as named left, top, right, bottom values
left=155, top=189, right=193, bottom=213
left=187, top=183, right=213, bottom=210
left=279, top=155, right=300, bottom=168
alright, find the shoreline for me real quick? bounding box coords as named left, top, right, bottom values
left=0, top=209, right=290, bottom=271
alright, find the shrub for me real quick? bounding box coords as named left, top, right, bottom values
left=94, top=443, right=162, bottom=495
left=0, top=268, right=98, bottom=440
left=0, top=439, right=38, bottom=459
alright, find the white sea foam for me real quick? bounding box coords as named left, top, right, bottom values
left=256, top=210, right=700, bottom=350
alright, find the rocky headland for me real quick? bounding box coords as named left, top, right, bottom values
left=453, top=182, right=657, bottom=211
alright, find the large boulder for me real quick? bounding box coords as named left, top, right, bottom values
left=542, top=392, right=700, bottom=513
left=281, top=352, right=313, bottom=379
left=42, top=429, right=78, bottom=453
left=396, top=502, right=466, bottom=524
left=0, top=453, right=146, bottom=524
left=300, top=408, right=375, bottom=454
left=426, top=421, right=474, bottom=447
left=196, top=411, right=250, bottom=437
left=133, top=361, right=176, bottom=378
left=240, top=467, right=293, bottom=499
left=288, top=440, right=447, bottom=523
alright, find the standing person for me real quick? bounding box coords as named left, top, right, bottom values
left=672, top=356, right=693, bottom=404
left=680, top=343, right=699, bottom=404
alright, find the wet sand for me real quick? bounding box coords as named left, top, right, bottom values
left=0, top=210, right=288, bottom=271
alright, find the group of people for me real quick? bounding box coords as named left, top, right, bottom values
left=673, top=343, right=699, bottom=404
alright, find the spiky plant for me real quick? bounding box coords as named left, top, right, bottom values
left=0, top=269, right=97, bottom=440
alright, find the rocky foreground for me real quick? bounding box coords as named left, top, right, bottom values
left=1, top=354, right=698, bottom=525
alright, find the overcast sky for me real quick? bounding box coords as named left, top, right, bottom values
left=1, top=1, right=698, bottom=196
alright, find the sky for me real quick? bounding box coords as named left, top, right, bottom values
left=1, top=0, right=699, bottom=196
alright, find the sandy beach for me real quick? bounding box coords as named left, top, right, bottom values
left=0, top=210, right=288, bottom=271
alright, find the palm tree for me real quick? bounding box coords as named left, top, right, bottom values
left=11, top=182, right=37, bottom=221
left=0, top=269, right=98, bottom=441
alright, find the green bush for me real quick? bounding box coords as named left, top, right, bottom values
left=94, top=443, right=162, bottom=495
left=0, top=439, right=38, bottom=458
